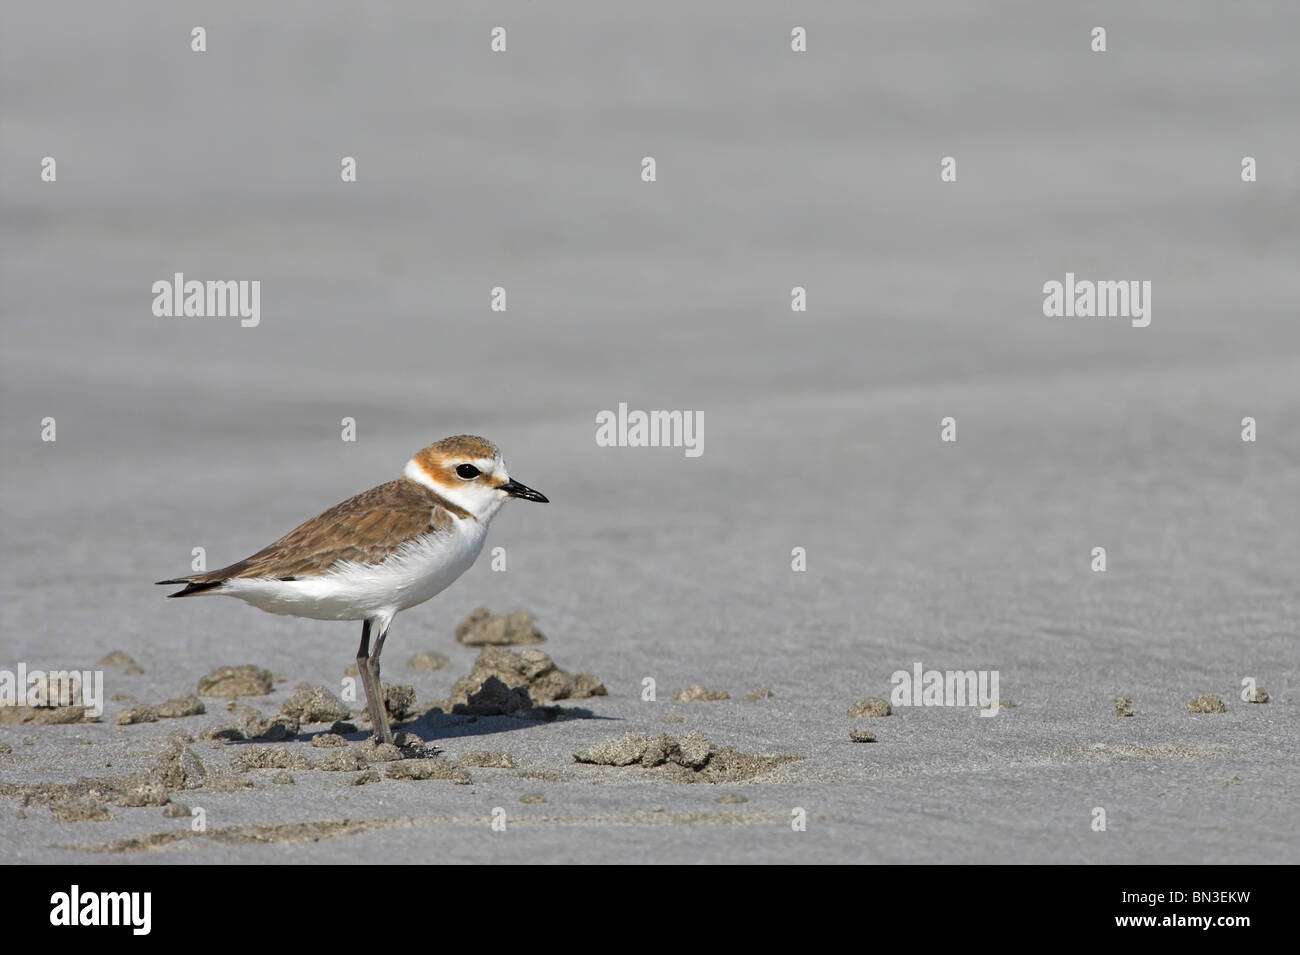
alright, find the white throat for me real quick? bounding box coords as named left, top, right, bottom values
left=403, top=457, right=507, bottom=523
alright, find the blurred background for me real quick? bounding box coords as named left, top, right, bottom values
left=2, top=1, right=1297, bottom=862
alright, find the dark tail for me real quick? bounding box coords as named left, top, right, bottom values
left=155, top=578, right=224, bottom=598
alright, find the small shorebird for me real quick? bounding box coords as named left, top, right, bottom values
left=157, top=435, right=548, bottom=744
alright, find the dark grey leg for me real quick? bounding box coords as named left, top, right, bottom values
left=355, top=619, right=385, bottom=742
left=366, top=624, right=394, bottom=745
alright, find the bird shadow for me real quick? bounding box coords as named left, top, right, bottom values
left=230, top=678, right=617, bottom=751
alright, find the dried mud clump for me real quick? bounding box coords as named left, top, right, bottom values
left=406, top=651, right=453, bottom=671
left=1114, top=696, right=1134, bottom=717
left=1187, top=694, right=1227, bottom=714
left=197, top=665, right=274, bottom=698
left=846, top=698, right=891, bottom=718
left=674, top=685, right=730, bottom=702
left=117, top=704, right=158, bottom=725
left=455, top=607, right=547, bottom=646
left=440, top=647, right=606, bottom=718
left=151, top=740, right=207, bottom=790
left=573, top=731, right=802, bottom=783
left=51, top=799, right=113, bottom=822
left=0, top=750, right=202, bottom=822
left=199, top=724, right=245, bottom=742
left=241, top=714, right=300, bottom=742
left=459, top=751, right=516, bottom=769
left=386, top=758, right=472, bottom=784
left=360, top=740, right=404, bottom=762
left=381, top=684, right=417, bottom=720
left=230, top=746, right=311, bottom=773
left=0, top=705, right=86, bottom=725
left=157, top=695, right=206, bottom=719
left=315, top=747, right=368, bottom=772
left=280, top=684, right=350, bottom=724
left=0, top=672, right=87, bottom=723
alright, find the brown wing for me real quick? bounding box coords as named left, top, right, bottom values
left=180, top=479, right=452, bottom=584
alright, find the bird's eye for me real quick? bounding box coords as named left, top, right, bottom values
left=456, top=464, right=481, bottom=480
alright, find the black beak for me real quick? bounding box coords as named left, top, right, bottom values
left=501, top=478, right=548, bottom=503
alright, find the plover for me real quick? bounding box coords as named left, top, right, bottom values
left=157, top=435, right=547, bottom=745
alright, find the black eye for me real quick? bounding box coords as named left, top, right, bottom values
left=456, top=464, right=480, bottom=480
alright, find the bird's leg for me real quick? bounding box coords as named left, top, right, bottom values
left=355, top=620, right=384, bottom=742
left=367, top=624, right=394, bottom=746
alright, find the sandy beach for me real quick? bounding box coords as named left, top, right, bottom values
left=1, top=1, right=1297, bottom=864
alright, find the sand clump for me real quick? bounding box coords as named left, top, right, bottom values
left=157, top=695, right=206, bottom=718
left=574, top=730, right=801, bottom=783
left=241, top=713, right=300, bottom=741
left=382, top=684, right=418, bottom=720
left=455, top=607, right=546, bottom=646
left=312, top=732, right=346, bottom=748
left=360, top=740, right=404, bottom=762
left=280, top=684, right=350, bottom=724
left=151, top=739, right=207, bottom=790
left=198, top=665, right=274, bottom=698
left=315, top=747, right=368, bottom=772
left=439, top=646, right=606, bottom=718
left=406, top=651, right=453, bottom=671
left=116, top=704, right=158, bottom=725
left=199, top=724, right=246, bottom=742
left=846, top=698, right=891, bottom=718
left=674, top=685, right=730, bottom=702
left=230, top=745, right=311, bottom=772
left=0, top=705, right=86, bottom=725
left=1187, top=694, right=1227, bottom=714
left=0, top=671, right=87, bottom=723
left=0, top=739, right=207, bottom=822
left=386, top=758, right=472, bottom=784
left=459, top=751, right=516, bottom=769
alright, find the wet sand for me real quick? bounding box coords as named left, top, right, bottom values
left=1, top=1, right=1298, bottom=863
